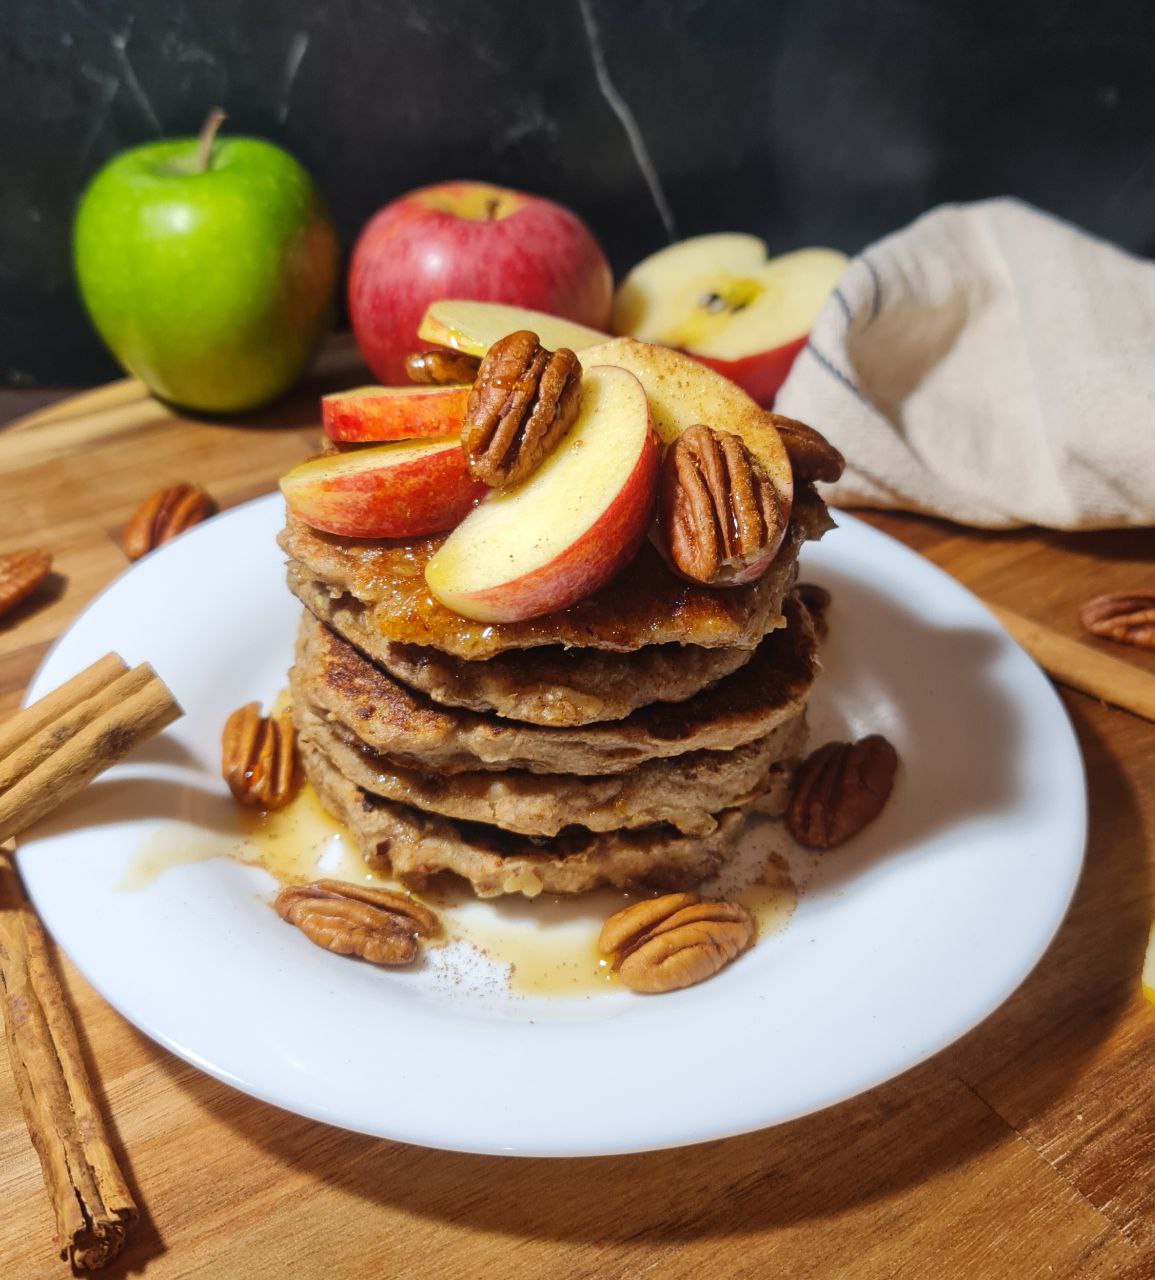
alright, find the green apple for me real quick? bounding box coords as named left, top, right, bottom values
left=73, top=111, right=340, bottom=413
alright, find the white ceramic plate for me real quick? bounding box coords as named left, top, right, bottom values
left=16, top=496, right=1085, bottom=1157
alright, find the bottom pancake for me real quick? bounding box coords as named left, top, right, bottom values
left=301, top=738, right=783, bottom=899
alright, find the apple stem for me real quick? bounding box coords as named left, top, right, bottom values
left=485, top=196, right=501, bottom=219
left=195, top=108, right=227, bottom=174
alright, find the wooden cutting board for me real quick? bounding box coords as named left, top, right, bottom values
left=1, top=347, right=1153, bottom=1279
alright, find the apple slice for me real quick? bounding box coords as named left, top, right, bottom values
left=322, top=384, right=470, bottom=443
left=612, top=235, right=847, bottom=404
left=419, top=299, right=609, bottom=358
left=580, top=337, right=793, bottom=567
left=280, top=438, right=485, bottom=539
left=425, top=364, right=657, bottom=622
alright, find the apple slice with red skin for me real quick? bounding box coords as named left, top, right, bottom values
left=280, top=438, right=485, bottom=539
left=612, top=235, right=847, bottom=405
left=580, top=338, right=794, bottom=583
left=418, top=299, right=609, bottom=359
left=322, top=384, right=470, bottom=443
left=425, top=364, right=658, bottom=623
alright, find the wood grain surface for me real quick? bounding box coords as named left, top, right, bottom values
left=1, top=351, right=1153, bottom=1279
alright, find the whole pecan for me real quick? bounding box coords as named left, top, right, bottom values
left=660, top=424, right=783, bottom=587
left=0, top=548, right=52, bottom=619
left=460, top=330, right=582, bottom=488
left=1079, top=592, right=1155, bottom=650
left=221, top=702, right=299, bottom=810
left=122, top=483, right=216, bottom=561
left=768, top=413, right=845, bottom=484
left=274, top=879, right=440, bottom=966
left=796, top=582, right=832, bottom=638
left=405, top=348, right=482, bottom=386
left=787, top=735, right=898, bottom=850
left=598, top=891, right=754, bottom=994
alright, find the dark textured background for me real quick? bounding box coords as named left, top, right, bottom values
left=4, top=0, right=1155, bottom=386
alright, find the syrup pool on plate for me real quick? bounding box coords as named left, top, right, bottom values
left=119, top=784, right=799, bottom=999
left=118, top=782, right=372, bottom=891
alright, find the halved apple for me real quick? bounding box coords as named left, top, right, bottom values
left=580, top=337, right=793, bottom=574
left=425, top=364, right=657, bottom=622
left=280, top=438, right=485, bottom=539
left=418, top=299, right=609, bottom=358
left=322, top=384, right=471, bottom=443
left=612, top=235, right=847, bottom=405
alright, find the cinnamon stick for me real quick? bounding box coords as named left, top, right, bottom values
left=0, top=663, right=156, bottom=794
left=0, top=653, right=126, bottom=761
left=0, top=855, right=137, bottom=1269
left=0, top=661, right=181, bottom=843
left=0, top=652, right=184, bottom=1269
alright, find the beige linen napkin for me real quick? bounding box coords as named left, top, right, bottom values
left=775, top=198, right=1155, bottom=529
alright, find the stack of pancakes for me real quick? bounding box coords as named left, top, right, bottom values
left=279, top=487, right=830, bottom=898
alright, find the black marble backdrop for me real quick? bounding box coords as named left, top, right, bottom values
left=4, top=0, right=1154, bottom=386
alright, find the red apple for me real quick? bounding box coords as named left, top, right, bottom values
left=280, top=438, right=485, bottom=538
left=611, top=235, right=847, bottom=405
left=349, top=181, right=613, bottom=384
left=418, top=299, right=608, bottom=359
left=322, top=384, right=470, bottom=443
left=580, top=337, right=794, bottom=575
left=425, top=365, right=657, bottom=622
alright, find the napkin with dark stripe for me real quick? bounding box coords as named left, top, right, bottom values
left=776, top=198, right=1155, bottom=529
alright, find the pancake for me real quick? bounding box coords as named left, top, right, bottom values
left=301, top=737, right=760, bottom=898
left=288, top=564, right=754, bottom=726
left=279, top=485, right=832, bottom=659
left=291, top=595, right=818, bottom=775
left=295, top=698, right=803, bottom=836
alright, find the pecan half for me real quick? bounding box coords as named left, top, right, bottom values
left=0, top=548, right=52, bottom=618
left=1079, top=592, right=1155, bottom=651
left=222, top=702, right=299, bottom=810
left=405, top=349, right=482, bottom=386
left=768, top=413, right=845, bottom=484
left=460, top=330, right=582, bottom=487
left=796, top=582, right=832, bottom=639
left=122, top=483, right=216, bottom=561
left=787, top=735, right=898, bottom=849
left=274, top=879, right=440, bottom=966
left=598, top=891, right=754, bottom=994
left=660, top=424, right=783, bottom=587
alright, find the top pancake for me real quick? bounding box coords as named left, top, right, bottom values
left=279, top=486, right=832, bottom=660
